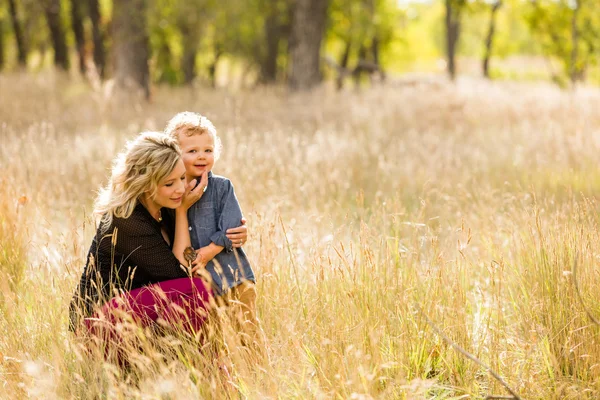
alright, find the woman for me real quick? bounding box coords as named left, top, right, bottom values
left=69, top=131, right=247, bottom=336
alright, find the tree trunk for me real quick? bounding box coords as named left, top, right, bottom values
left=353, top=43, right=367, bottom=86
left=88, top=0, right=106, bottom=78
left=569, top=0, right=581, bottom=84
left=371, top=35, right=385, bottom=82
left=336, top=38, right=351, bottom=90
left=288, top=0, right=329, bottom=90
left=445, top=0, right=462, bottom=80
left=181, top=34, right=199, bottom=84
left=43, top=0, right=70, bottom=71
left=155, top=40, right=176, bottom=84
left=260, top=11, right=281, bottom=83
left=208, top=43, right=223, bottom=88
left=482, top=1, right=502, bottom=79
left=371, top=36, right=380, bottom=68
left=285, top=1, right=295, bottom=72
left=179, top=8, right=202, bottom=85
left=113, top=0, right=150, bottom=99
left=70, top=0, right=86, bottom=74
left=7, top=0, right=27, bottom=66
left=0, top=18, right=4, bottom=69
left=261, top=0, right=293, bottom=84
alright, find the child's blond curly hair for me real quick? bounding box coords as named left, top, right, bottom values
left=165, top=112, right=223, bottom=159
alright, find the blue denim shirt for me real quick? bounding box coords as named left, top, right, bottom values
left=188, top=172, right=255, bottom=295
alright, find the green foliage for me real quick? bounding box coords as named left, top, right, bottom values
left=15, top=1, right=44, bottom=67
left=147, top=0, right=285, bottom=84
left=148, top=0, right=185, bottom=84
left=524, top=0, right=600, bottom=82
left=211, top=0, right=264, bottom=60
left=326, top=0, right=402, bottom=68
left=491, top=0, right=541, bottom=57
left=2, top=0, right=600, bottom=84
left=381, top=2, right=443, bottom=72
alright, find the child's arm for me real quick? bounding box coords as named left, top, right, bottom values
left=195, top=243, right=223, bottom=266
left=194, top=178, right=244, bottom=266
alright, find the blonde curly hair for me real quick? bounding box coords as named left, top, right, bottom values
left=164, top=111, right=222, bottom=159
left=94, top=131, right=182, bottom=229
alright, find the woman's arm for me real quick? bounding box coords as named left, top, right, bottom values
left=115, top=215, right=187, bottom=281
left=172, top=207, right=193, bottom=266
left=172, top=172, right=208, bottom=266
left=225, top=218, right=248, bottom=248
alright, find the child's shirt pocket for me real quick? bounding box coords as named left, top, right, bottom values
left=195, top=201, right=217, bottom=231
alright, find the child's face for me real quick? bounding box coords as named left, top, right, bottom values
left=178, top=132, right=216, bottom=179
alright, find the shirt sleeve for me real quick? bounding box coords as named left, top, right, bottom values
left=210, top=179, right=243, bottom=252
left=114, top=214, right=189, bottom=281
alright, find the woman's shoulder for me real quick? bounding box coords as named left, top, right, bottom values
left=113, top=204, right=156, bottom=232
left=91, top=207, right=154, bottom=249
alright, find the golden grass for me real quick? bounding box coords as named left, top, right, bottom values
left=1, top=72, right=600, bottom=398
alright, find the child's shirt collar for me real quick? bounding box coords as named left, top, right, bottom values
left=195, top=171, right=213, bottom=180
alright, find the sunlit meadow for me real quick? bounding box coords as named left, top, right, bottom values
left=1, top=72, right=600, bottom=399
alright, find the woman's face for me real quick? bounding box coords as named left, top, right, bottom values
left=152, top=159, right=187, bottom=209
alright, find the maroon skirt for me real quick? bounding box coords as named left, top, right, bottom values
left=85, top=277, right=213, bottom=339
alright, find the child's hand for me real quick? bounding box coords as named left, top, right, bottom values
left=192, top=247, right=210, bottom=268
left=193, top=249, right=205, bottom=269
left=180, top=171, right=208, bottom=210
left=226, top=218, right=247, bottom=248
left=192, top=244, right=222, bottom=270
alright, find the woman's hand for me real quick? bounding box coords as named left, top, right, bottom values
left=180, top=171, right=208, bottom=211
left=226, top=217, right=248, bottom=248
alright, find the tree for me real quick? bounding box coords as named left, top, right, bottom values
left=526, top=0, right=599, bottom=85
left=288, top=0, right=330, bottom=90
left=445, top=0, right=465, bottom=80
left=327, top=0, right=396, bottom=89
left=113, top=0, right=150, bottom=98
left=70, top=0, right=86, bottom=74
left=0, top=16, right=4, bottom=69
left=7, top=0, right=27, bottom=66
left=482, top=0, right=502, bottom=79
left=207, top=41, right=222, bottom=87
left=259, top=0, right=293, bottom=83
left=148, top=1, right=179, bottom=84
left=88, top=0, right=106, bottom=78
left=569, top=0, right=580, bottom=83
left=176, top=0, right=208, bottom=84
left=207, top=0, right=269, bottom=86
left=43, top=0, right=69, bottom=70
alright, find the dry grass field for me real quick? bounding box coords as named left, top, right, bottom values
left=1, top=72, right=600, bottom=399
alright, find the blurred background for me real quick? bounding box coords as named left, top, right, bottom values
left=3, top=1, right=600, bottom=398
left=0, top=0, right=598, bottom=93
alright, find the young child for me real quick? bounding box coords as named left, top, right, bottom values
left=164, top=112, right=263, bottom=354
